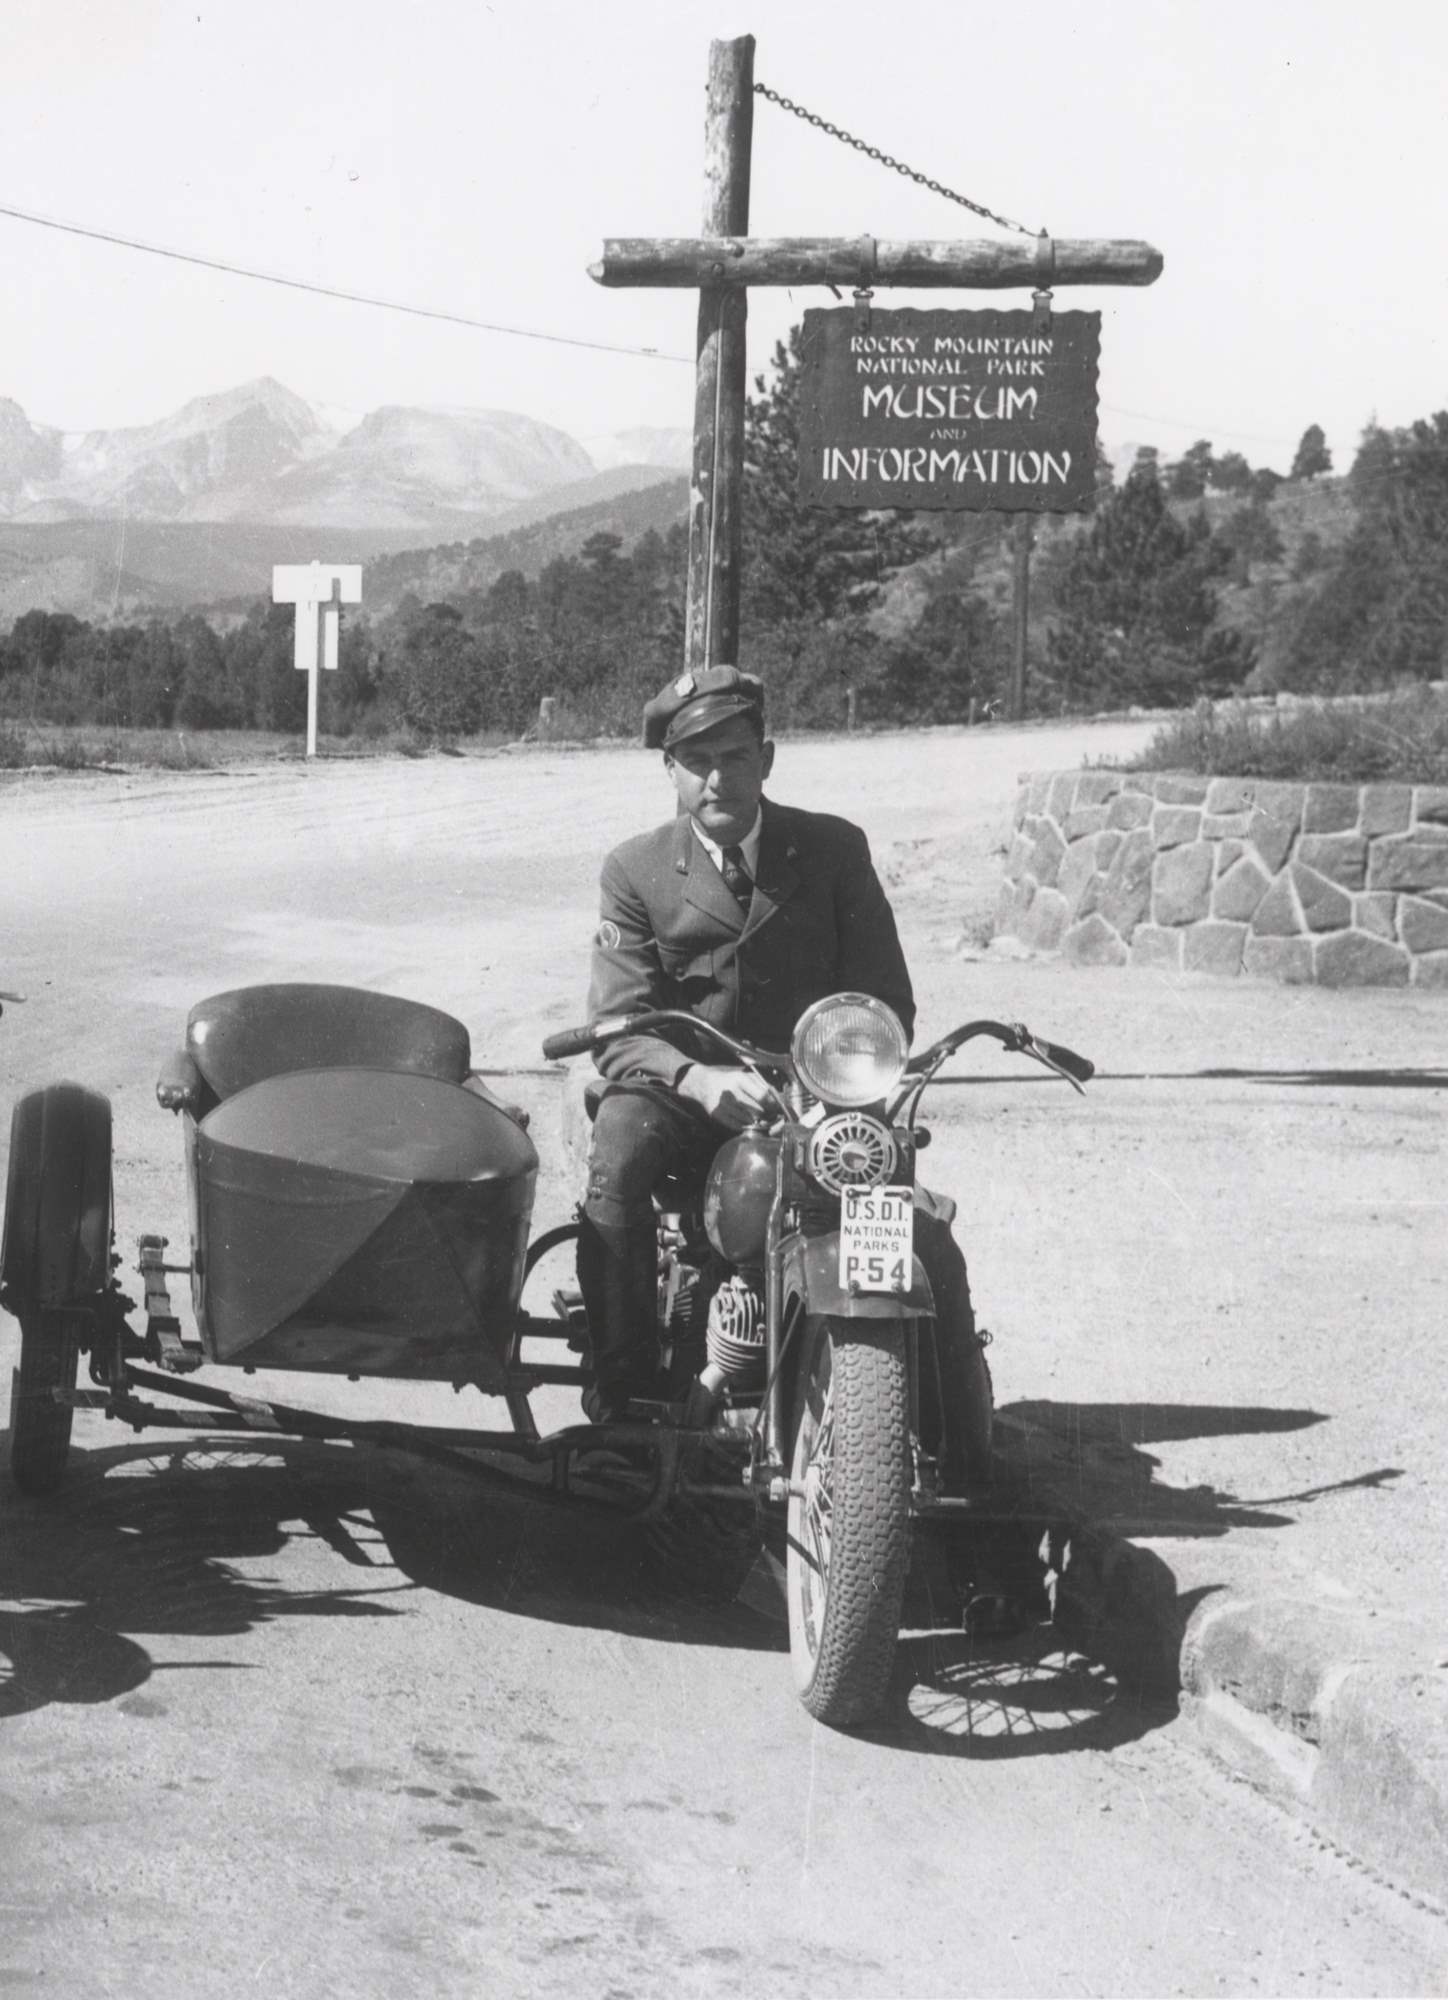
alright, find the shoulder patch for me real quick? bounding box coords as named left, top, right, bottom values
left=595, top=919, right=622, bottom=951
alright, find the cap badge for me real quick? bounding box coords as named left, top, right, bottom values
left=673, top=671, right=696, bottom=696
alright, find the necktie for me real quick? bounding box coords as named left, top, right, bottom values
left=721, top=844, right=753, bottom=914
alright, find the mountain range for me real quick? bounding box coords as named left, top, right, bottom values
left=0, top=378, right=690, bottom=619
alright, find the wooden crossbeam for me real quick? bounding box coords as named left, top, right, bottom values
left=591, top=236, right=1163, bottom=291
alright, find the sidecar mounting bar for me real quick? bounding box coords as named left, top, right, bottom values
left=112, top=1370, right=546, bottom=1458
left=84, top=1368, right=741, bottom=1519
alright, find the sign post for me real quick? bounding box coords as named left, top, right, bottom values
left=591, top=34, right=1162, bottom=689
left=271, top=561, right=363, bottom=759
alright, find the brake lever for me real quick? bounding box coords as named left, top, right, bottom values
left=1011, top=1022, right=1089, bottom=1096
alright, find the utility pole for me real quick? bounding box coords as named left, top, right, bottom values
left=1009, top=514, right=1032, bottom=721
left=683, top=35, right=754, bottom=674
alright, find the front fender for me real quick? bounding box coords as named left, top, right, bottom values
left=781, top=1230, right=935, bottom=1320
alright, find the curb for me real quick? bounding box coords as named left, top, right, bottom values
left=995, top=1415, right=1448, bottom=1910
left=1180, top=1594, right=1448, bottom=1911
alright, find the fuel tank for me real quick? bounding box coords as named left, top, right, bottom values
left=190, top=1066, right=537, bottom=1385
left=704, top=1130, right=781, bottom=1268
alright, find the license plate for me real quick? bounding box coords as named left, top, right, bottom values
left=840, top=1186, right=914, bottom=1295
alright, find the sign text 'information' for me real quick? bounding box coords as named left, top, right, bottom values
left=797, top=306, right=1100, bottom=513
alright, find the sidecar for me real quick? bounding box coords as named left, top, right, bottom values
left=1, top=983, right=617, bottom=1495
left=159, top=982, right=538, bottom=1385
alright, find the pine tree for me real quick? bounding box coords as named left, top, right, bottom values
left=1281, top=412, right=1448, bottom=688
left=1290, top=424, right=1332, bottom=481
left=1165, top=439, right=1214, bottom=501
left=1047, top=457, right=1252, bottom=707
left=398, top=604, right=486, bottom=738
left=741, top=327, right=932, bottom=629
left=1210, top=451, right=1253, bottom=496
left=174, top=615, right=237, bottom=728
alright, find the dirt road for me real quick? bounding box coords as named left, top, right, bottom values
left=3, top=725, right=1446, bottom=1997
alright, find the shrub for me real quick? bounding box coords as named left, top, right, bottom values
left=1130, top=688, right=1448, bottom=783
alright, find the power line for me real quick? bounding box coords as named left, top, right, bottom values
left=1, top=195, right=1339, bottom=453
left=0, top=198, right=694, bottom=366
left=1101, top=401, right=1297, bottom=450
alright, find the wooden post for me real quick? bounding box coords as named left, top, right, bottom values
left=1009, top=515, right=1031, bottom=721
left=684, top=35, right=754, bottom=674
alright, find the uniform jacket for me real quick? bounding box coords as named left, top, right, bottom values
left=587, top=796, right=914, bottom=1086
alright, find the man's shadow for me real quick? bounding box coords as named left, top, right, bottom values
left=997, top=1398, right=1400, bottom=1537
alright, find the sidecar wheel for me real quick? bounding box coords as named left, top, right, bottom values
left=786, top=1315, right=910, bottom=1729
left=8, top=1305, right=80, bottom=1495
left=2, top=1081, right=113, bottom=1496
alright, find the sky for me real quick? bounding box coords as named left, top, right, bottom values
left=3, top=0, right=1445, bottom=473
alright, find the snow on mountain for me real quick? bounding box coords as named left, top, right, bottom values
left=0, top=381, right=600, bottom=529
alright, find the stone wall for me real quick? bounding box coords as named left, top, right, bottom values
left=996, top=769, right=1448, bottom=986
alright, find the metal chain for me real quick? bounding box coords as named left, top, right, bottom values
left=753, top=83, right=1040, bottom=239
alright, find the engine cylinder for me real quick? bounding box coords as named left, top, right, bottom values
left=705, top=1273, right=767, bottom=1387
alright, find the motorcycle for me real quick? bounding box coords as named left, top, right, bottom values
left=1, top=980, right=1090, bottom=1731
left=541, top=989, right=1093, bottom=1723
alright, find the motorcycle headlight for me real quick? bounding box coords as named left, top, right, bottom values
left=790, top=993, right=908, bottom=1109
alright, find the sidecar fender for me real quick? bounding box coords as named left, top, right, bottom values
left=781, top=1231, right=935, bottom=1320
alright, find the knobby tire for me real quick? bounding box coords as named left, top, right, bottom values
left=9, top=1305, right=79, bottom=1494
left=787, top=1315, right=910, bottom=1728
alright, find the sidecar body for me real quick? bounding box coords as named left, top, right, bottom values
left=166, top=984, right=538, bottom=1388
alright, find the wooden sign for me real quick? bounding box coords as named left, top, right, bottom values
left=797, top=306, right=1100, bottom=513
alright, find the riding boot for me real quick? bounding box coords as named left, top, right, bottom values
left=575, top=1214, right=659, bottom=1423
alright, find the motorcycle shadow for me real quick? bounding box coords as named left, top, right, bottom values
left=877, top=1525, right=1177, bottom=1759
left=0, top=1433, right=416, bottom=1722
left=368, top=1454, right=788, bottom=1655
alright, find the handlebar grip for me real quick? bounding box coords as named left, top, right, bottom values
left=1038, top=1038, right=1094, bottom=1084
left=541, top=1024, right=597, bottom=1061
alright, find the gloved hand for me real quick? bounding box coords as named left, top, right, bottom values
left=677, top=1064, right=777, bottom=1131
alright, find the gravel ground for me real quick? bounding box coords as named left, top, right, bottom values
left=2, top=720, right=1446, bottom=1995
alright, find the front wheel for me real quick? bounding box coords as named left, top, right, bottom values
left=786, top=1315, right=911, bottom=1728
left=8, top=1305, right=80, bottom=1494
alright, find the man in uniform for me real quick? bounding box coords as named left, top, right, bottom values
left=576, top=665, right=989, bottom=1484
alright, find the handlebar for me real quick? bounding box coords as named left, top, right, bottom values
left=542, top=1010, right=787, bottom=1072
left=902, top=1018, right=1094, bottom=1102
left=543, top=1009, right=1093, bottom=1100
left=540, top=1023, right=600, bottom=1061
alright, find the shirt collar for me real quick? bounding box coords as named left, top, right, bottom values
left=691, top=806, right=763, bottom=874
